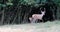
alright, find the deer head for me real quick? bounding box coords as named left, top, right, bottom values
left=41, top=11, right=45, bottom=16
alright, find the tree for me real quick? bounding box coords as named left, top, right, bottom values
left=0, top=0, right=60, bottom=25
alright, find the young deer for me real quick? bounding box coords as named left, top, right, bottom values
left=29, top=11, right=45, bottom=23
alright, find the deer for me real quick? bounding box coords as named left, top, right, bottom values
left=29, top=11, right=45, bottom=23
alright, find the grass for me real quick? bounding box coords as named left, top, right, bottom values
left=0, top=20, right=60, bottom=32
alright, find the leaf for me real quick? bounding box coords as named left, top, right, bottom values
left=8, top=0, right=13, bottom=2
left=6, top=2, right=13, bottom=5
left=0, top=4, right=6, bottom=7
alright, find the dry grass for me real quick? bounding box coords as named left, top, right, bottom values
left=0, top=20, right=60, bottom=32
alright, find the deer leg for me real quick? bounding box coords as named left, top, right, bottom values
left=31, top=18, right=37, bottom=23
left=29, top=17, right=36, bottom=23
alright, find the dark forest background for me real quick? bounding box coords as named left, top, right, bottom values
left=0, top=0, right=60, bottom=25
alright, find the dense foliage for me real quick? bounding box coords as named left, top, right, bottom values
left=0, top=0, right=60, bottom=24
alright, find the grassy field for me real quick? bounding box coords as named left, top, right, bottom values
left=0, top=20, right=60, bottom=32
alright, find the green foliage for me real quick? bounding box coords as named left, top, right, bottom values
left=19, top=0, right=36, bottom=5
left=53, top=0, right=60, bottom=7
left=0, top=0, right=60, bottom=7
left=8, top=0, right=13, bottom=3
left=19, top=0, right=45, bottom=7
left=0, top=4, right=6, bottom=7
left=6, top=0, right=13, bottom=6
left=6, top=2, right=13, bottom=5
left=41, top=0, right=46, bottom=3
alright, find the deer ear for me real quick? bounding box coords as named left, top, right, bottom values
left=41, top=11, right=43, bottom=12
